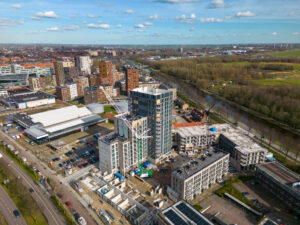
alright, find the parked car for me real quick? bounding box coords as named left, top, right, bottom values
left=65, top=201, right=71, bottom=206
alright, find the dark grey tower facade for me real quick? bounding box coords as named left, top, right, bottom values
left=130, top=87, right=173, bottom=161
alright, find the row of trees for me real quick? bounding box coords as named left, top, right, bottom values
left=149, top=56, right=300, bottom=129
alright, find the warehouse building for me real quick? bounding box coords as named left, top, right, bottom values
left=218, top=128, right=267, bottom=171
left=256, top=162, right=300, bottom=214
left=168, top=148, right=229, bottom=201
left=14, top=105, right=107, bottom=143
left=0, top=88, right=55, bottom=109
left=159, top=201, right=213, bottom=225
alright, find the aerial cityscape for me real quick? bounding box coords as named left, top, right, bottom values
left=0, top=1, right=299, bottom=225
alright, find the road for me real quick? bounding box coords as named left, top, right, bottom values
left=0, top=130, right=103, bottom=225
left=0, top=149, right=65, bottom=225
left=0, top=186, right=27, bottom=225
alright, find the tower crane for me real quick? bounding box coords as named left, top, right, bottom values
left=100, top=86, right=153, bottom=177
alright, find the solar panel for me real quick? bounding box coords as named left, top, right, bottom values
left=263, top=220, right=277, bottom=225
left=175, top=202, right=212, bottom=225
left=164, top=209, right=189, bottom=225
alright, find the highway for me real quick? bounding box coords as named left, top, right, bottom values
left=0, top=130, right=103, bottom=225
left=0, top=186, right=27, bottom=225
left=0, top=147, right=66, bottom=225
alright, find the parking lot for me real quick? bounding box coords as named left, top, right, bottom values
left=1, top=119, right=114, bottom=176
left=233, top=181, right=299, bottom=225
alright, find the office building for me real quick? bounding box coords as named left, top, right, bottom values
left=168, top=148, right=229, bottom=201
left=84, top=85, right=113, bottom=104
left=14, top=105, right=106, bottom=144
left=218, top=128, right=267, bottom=171
left=75, top=56, right=92, bottom=75
left=98, top=61, right=114, bottom=86
left=125, top=67, right=139, bottom=96
left=0, top=88, right=55, bottom=109
left=0, top=73, right=29, bottom=87
left=0, top=88, right=8, bottom=96
left=256, top=162, right=300, bottom=214
left=160, top=201, right=213, bottom=225
left=130, top=87, right=173, bottom=161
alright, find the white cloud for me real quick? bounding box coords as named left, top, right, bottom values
left=149, top=14, right=159, bottom=20
left=153, top=0, right=201, bottom=3
left=288, top=12, right=296, bottom=17
left=125, top=9, right=134, bottom=14
left=236, top=11, right=256, bottom=17
left=199, top=17, right=222, bottom=23
left=63, top=25, right=80, bottom=31
left=138, top=29, right=144, bottom=32
left=135, top=23, right=145, bottom=28
left=31, top=11, right=59, bottom=20
left=208, top=0, right=226, bottom=8
left=176, top=13, right=196, bottom=24
left=0, top=18, right=24, bottom=28
left=144, top=22, right=153, bottom=26
left=87, top=14, right=95, bottom=18
left=46, top=27, right=59, bottom=31
left=271, top=32, right=278, bottom=36
left=189, top=27, right=195, bottom=31
left=87, top=23, right=110, bottom=29
left=116, top=24, right=123, bottom=28
left=12, top=4, right=22, bottom=9
left=293, top=32, right=299, bottom=35
left=224, top=15, right=233, bottom=20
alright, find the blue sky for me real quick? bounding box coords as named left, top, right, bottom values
left=0, top=0, right=299, bottom=44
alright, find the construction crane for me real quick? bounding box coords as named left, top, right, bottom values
left=99, top=87, right=153, bottom=177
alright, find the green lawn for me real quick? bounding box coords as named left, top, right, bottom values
left=266, top=49, right=300, bottom=58
left=254, top=77, right=300, bottom=86
left=0, top=160, right=48, bottom=225
left=104, top=105, right=118, bottom=114
left=50, top=195, right=76, bottom=225
left=0, top=213, right=7, bottom=225
left=193, top=205, right=203, bottom=211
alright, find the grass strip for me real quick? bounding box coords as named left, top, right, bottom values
left=0, top=159, right=48, bottom=225
left=0, top=143, right=40, bottom=181
left=50, top=195, right=77, bottom=225
left=0, top=213, right=7, bottom=225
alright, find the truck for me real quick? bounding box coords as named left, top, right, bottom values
left=0, top=153, right=2, bottom=158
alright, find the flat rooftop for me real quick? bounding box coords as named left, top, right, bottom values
left=162, top=201, right=213, bottom=225
left=131, top=87, right=171, bottom=95
left=257, top=162, right=300, bottom=185
left=176, top=125, right=214, bottom=137
left=99, top=133, right=129, bottom=145
left=173, top=148, right=229, bottom=180
left=221, top=128, right=267, bottom=154
left=10, top=91, right=54, bottom=103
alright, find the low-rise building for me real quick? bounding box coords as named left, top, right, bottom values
left=168, top=148, right=229, bottom=201
left=256, top=162, right=300, bottom=214
left=14, top=105, right=106, bottom=144
left=0, top=88, right=55, bottom=109
left=159, top=201, right=213, bottom=225
left=218, top=128, right=267, bottom=171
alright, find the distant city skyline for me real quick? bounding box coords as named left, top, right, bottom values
left=0, top=0, right=299, bottom=45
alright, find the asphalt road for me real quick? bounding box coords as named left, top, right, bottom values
left=0, top=130, right=102, bottom=225
left=0, top=147, right=66, bottom=225
left=0, top=186, right=27, bottom=225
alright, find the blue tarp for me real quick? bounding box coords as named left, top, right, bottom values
left=209, top=127, right=216, bottom=132
left=114, top=172, right=124, bottom=180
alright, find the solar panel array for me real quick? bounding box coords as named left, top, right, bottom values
left=164, top=209, right=189, bottom=225
left=263, top=220, right=277, bottom=225
left=175, top=202, right=212, bottom=225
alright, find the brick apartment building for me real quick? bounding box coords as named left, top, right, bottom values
left=98, top=61, right=114, bottom=86
left=56, top=82, right=83, bottom=101
left=125, top=67, right=139, bottom=96
left=84, top=85, right=113, bottom=104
